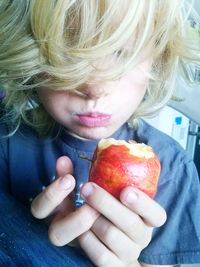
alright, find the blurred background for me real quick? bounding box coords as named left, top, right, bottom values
left=145, top=0, right=200, bottom=181
left=145, top=2, right=200, bottom=266
left=194, top=0, right=200, bottom=14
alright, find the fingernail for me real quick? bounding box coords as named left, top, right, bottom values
left=59, top=175, right=72, bottom=190
left=125, top=190, right=138, bottom=204
left=81, top=183, right=94, bottom=198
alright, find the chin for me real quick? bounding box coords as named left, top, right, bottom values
left=75, top=126, right=116, bottom=140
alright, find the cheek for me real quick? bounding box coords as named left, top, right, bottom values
left=117, top=76, right=147, bottom=116
left=37, top=90, right=65, bottom=116
left=130, top=58, right=152, bottom=85
left=122, top=76, right=147, bottom=102
left=124, top=64, right=150, bottom=101
left=130, top=66, right=150, bottom=87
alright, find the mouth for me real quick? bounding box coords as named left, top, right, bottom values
left=76, top=112, right=112, bottom=127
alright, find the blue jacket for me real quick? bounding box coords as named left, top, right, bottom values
left=0, top=120, right=200, bottom=265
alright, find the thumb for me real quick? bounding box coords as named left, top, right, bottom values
left=56, top=156, right=73, bottom=178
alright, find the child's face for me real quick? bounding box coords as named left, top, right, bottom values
left=38, top=58, right=151, bottom=140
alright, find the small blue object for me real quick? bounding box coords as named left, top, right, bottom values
left=75, top=190, right=85, bottom=208
left=175, top=116, right=182, bottom=125
left=75, top=197, right=85, bottom=208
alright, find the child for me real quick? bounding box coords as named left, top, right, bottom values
left=0, top=0, right=200, bottom=266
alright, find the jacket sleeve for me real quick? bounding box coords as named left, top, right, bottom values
left=139, top=152, right=200, bottom=265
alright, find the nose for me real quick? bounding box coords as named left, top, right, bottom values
left=78, top=84, right=108, bottom=100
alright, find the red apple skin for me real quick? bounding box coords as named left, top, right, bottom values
left=89, top=144, right=160, bottom=199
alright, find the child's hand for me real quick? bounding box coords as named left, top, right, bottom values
left=31, top=156, right=76, bottom=220
left=31, top=156, right=166, bottom=267
left=77, top=182, right=167, bottom=267
left=31, top=156, right=100, bottom=244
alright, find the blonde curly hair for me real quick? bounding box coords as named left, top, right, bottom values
left=0, top=0, right=199, bottom=135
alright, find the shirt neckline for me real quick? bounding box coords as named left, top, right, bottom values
left=59, top=123, right=129, bottom=152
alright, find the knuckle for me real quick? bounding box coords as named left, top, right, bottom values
left=76, top=215, right=91, bottom=231
left=76, top=206, right=98, bottom=231
left=78, top=231, right=91, bottom=247
left=96, top=255, right=123, bottom=267
left=101, top=223, right=118, bottom=243
left=30, top=197, right=46, bottom=219
left=94, top=252, right=111, bottom=267
left=126, top=217, right=143, bottom=239
left=44, top=187, right=57, bottom=205
left=125, top=217, right=153, bottom=248
left=48, top=222, right=67, bottom=247
left=48, top=224, right=64, bottom=247
left=79, top=233, right=117, bottom=267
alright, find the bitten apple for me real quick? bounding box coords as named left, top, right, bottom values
left=89, top=138, right=160, bottom=199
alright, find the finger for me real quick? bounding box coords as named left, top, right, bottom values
left=91, top=216, right=141, bottom=263
left=49, top=204, right=100, bottom=246
left=31, top=174, right=75, bottom=219
left=120, top=186, right=167, bottom=227
left=79, top=230, right=122, bottom=267
left=56, top=156, right=73, bottom=178
left=81, top=182, right=150, bottom=246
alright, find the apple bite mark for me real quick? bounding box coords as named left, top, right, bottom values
left=89, top=138, right=161, bottom=199
left=98, top=139, right=155, bottom=159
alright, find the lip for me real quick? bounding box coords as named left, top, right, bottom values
left=76, top=112, right=112, bottom=127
